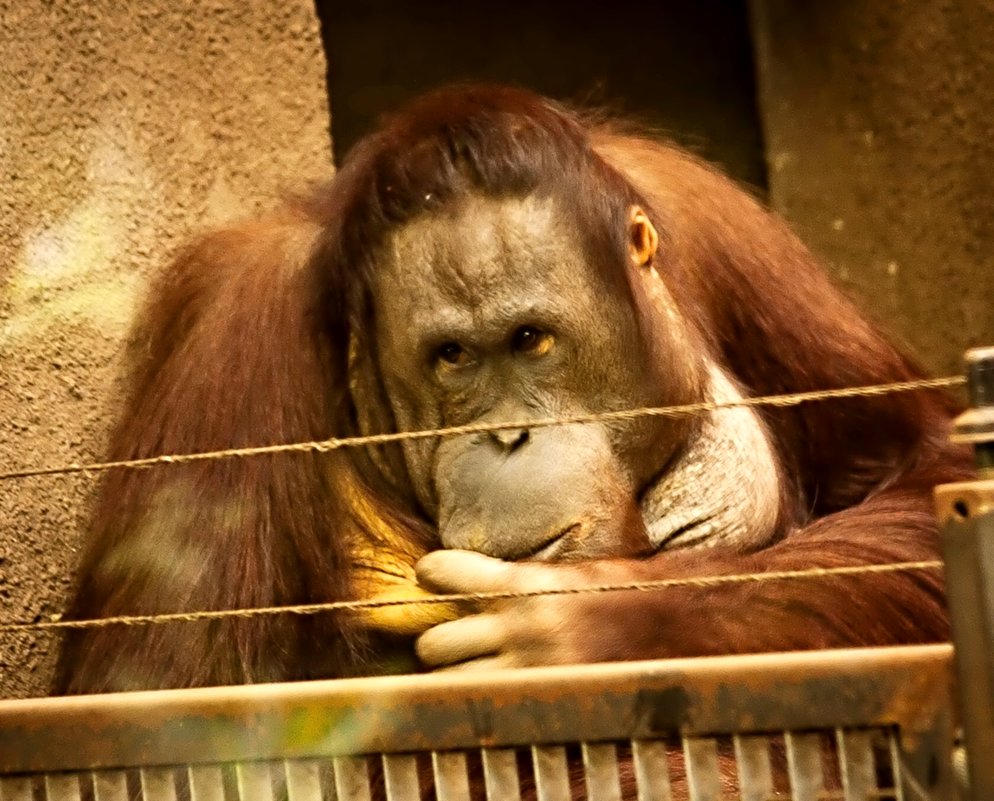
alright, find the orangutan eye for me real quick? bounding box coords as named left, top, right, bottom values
left=512, top=326, right=554, bottom=356
left=436, top=341, right=469, bottom=367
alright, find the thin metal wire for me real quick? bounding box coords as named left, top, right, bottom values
left=0, top=376, right=964, bottom=481
left=0, top=560, right=942, bottom=633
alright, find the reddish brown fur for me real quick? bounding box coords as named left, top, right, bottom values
left=54, top=85, right=971, bottom=696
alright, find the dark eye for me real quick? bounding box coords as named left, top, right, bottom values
left=512, top=326, right=554, bottom=356
left=436, top=341, right=469, bottom=367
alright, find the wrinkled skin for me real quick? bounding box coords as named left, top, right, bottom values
left=368, top=194, right=779, bottom=670
left=372, top=196, right=689, bottom=557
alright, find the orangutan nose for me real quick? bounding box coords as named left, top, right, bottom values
left=489, top=427, right=529, bottom=452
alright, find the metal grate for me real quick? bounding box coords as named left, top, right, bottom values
left=0, top=645, right=956, bottom=801
left=0, top=731, right=908, bottom=801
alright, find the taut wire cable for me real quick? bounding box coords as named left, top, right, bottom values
left=0, top=375, right=961, bottom=633
left=0, top=560, right=943, bottom=633
left=0, top=375, right=965, bottom=482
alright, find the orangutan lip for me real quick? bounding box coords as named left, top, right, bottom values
left=523, top=523, right=582, bottom=562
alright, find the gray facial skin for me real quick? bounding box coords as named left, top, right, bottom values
left=368, top=192, right=780, bottom=577
left=369, top=194, right=688, bottom=561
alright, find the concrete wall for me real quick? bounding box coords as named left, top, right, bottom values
left=0, top=2, right=331, bottom=698
left=751, top=1, right=994, bottom=375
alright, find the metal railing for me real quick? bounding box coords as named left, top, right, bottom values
left=0, top=645, right=958, bottom=800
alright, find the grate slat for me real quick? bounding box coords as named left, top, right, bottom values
left=581, top=743, right=621, bottom=801
left=887, top=731, right=906, bottom=801
left=683, top=738, right=721, bottom=801
left=838, top=729, right=876, bottom=801
left=382, top=755, right=419, bottom=801
left=333, top=757, right=370, bottom=801
left=0, top=777, right=33, bottom=801
left=91, top=772, right=128, bottom=801
left=785, top=733, right=824, bottom=801
left=235, top=763, right=273, bottom=801
left=187, top=766, right=224, bottom=801
left=284, top=759, right=323, bottom=801
left=531, top=746, right=570, bottom=801
left=733, top=735, right=774, bottom=801
left=45, top=775, right=82, bottom=801
left=140, top=770, right=177, bottom=801
left=481, top=748, right=521, bottom=801
left=431, top=752, right=470, bottom=801
left=631, top=740, right=672, bottom=801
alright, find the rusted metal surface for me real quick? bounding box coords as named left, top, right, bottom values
left=0, top=645, right=956, bottom=801
left=0, top=732, right=938, bottom=801
left=938, top=476, right=994, bottom=801
left=0, top=645, right=952, bottom=776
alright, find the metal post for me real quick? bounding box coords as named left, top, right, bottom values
left=955, top=346, right=994, bottom=479
left=937, top=347, right=994, bottom=801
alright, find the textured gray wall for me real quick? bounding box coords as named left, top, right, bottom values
left=0, top=2, right=331, bottom=699
left=751, top=1, right=994, bottom=374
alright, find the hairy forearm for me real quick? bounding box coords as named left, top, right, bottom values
left=573, top=500, right=947, bottom=660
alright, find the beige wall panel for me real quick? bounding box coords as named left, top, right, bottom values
left=752, top=1, right=994, bottom=375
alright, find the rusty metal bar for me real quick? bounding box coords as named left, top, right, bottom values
left=939, top=345, right=994, bottom=801
left=0, top=645, right=952, bottom=775
left=939, top=478, right=994, bottom=801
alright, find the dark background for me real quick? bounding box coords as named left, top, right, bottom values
left=316, top=0, right=767, bottom=190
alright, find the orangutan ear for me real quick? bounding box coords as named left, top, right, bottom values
left=627, top=205, right=659, bottom=269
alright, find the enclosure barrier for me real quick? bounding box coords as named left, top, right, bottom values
left=0, top=645, right=959, bottom=801
left=4, top=349, right=994, bottom=800
left=936, top=346, right=994, bottom=801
